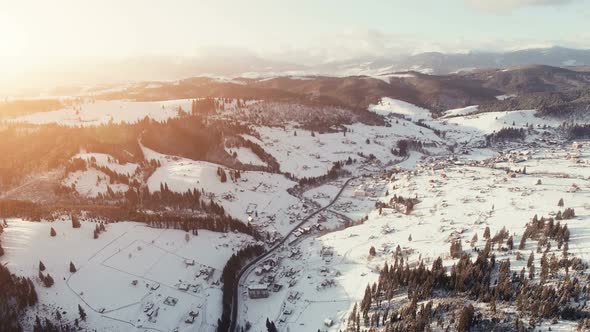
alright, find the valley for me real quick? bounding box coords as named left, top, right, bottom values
left=0, top=70, right=590, bottom=332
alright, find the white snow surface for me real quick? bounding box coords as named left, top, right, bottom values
left=0, top=219, right=254, bottom=332
left=63, top=169, right=129, bottom=198
left=368, top=97, right=432, bottom=121
left=225, top=147, right=266, bottom=166
left=442, top=105, right=479, bottom=118
left=252, top=121, right=442, bottom=178
left=8, top=99, right=193, bottom=126
left=74, top=152, right=139, bottom=175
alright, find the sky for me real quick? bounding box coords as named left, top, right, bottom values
left=0, top=0, right=588, bottom=90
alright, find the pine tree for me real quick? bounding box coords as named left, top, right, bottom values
left=457, top=304, right=474, bottom=332
left=507, top=235, right=514, bottom=250
left=527, top=252, right=534, bottom=268
left=558, top=198, right=564, bottom=207
left=70, top=261, right=77, bottom=273
left=369, top=246, right=376, bottom=257
left=39, top=261, right=46, bottom=272
left=470, top=233, right=478, bottom=247
left=50, top=227, right=57, bottom=237
left=490, top=291, right=497, bottom=314
left=450, top=240, right=462, bottom=258
left=78, top=304, right=87, bottom=321
left=483, top=226, right=491, bottom=239
left=71, top=214, right=81, bottom=228
left=43, top=274, right=54, bottom=287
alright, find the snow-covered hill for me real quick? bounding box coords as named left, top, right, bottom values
left=8, top=99, right=192, bottom=126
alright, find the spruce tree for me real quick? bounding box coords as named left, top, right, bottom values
left=43, top=274, right=54, bottom=287
left=78, top=304, right=87, bottom=321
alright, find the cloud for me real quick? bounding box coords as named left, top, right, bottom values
left=465, top=0, right=580, bottom=12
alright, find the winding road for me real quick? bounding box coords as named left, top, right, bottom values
left=229, top=176, right=358, bottom=332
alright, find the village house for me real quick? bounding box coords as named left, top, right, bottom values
left=248, top=284, right=269, bottom=299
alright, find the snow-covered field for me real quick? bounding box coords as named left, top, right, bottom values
left=250, top=121, right=442, bottom=178
left=7, top=99, right=193, bottom=126
left=224, top=147, right=266, bottom=166
left=442, top=105, right=479, bottom=118
left=74, top=152, right=140, bottom=176
left=63, top=168, right=129, bottom=198
left=0, top=219, right=254, bottom=332
left=369, top=97, right=432, bottom=121
left=441, top=109, right=558, bottom=135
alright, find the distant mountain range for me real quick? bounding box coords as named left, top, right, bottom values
left=10, top=46, right=590, bottom=95
left=317, top=46, right=590, bottom=76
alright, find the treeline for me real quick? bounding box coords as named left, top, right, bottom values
left=0, top=108, right=262, bottom=191
left=141, top=115, right=252, bottom=168
left=224, top=136, right=281, bottom=173
left=295, top=161, right=350, bottom=187
left=0, top=200, right=47, bottom=220
left=376, top=194, right=419, bottom=215
left=414, top=120, right=445, bottom=138
left=130, top=212, right=257, bottom=237
left=0, top=196, right=258, bottom=238
left=0, top=98, right=63, bottom=119
left=485, top=127, right=526, bottom=145
left=217, top=245, right=265, bottom=332
left=563, top=123, right=590, bottom=140
left=287, top=160, right=352, bottom=195
left=0, top=263, right=38, bottom=331
left=478, top=89, right=590, bottom=118
left=391, top=139, right=435, bottom=157
left=32, top=316, right=75, bottom=332
left=191, top=98, right=216, bottom=115
left=0, top=121, right=143, bottom=190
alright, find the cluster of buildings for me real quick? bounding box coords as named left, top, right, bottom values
left=248, top=256, right=284, bottom=299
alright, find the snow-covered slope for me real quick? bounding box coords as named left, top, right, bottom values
left=369, top=97, right=432, bottom=121
left=143, top=146, right=300, bottom=235
left=251, top=121, right=443, bottom=179
left=225, top=147, right=266, bottom=167
left=63, top=169, right=129, bottom=198
left=8, top=99, right=192, bottom=126
left=74, top=152, right=139, bottom=175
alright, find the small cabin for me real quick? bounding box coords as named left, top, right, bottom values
left=247, top=284, right=269, bottom=299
